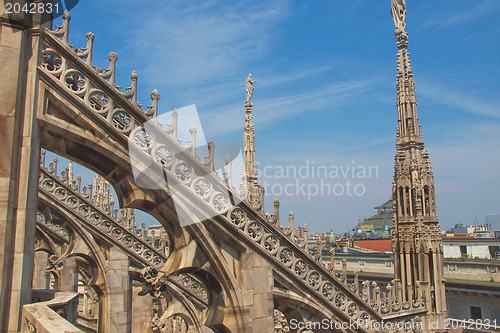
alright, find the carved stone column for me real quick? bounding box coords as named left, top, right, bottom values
left=32, top=251, right=50, bottom=290
left=61, top=257, right=79, bottom=293
left=105, top=248, right=132, bottom=333
left=240, top=251, right=274, bottom=332
left=0, top=2, right=51, bottom=330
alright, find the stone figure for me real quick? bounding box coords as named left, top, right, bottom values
left=245, top=74, right=256, bottom=104
left=391, top=0, right=407, bottom=33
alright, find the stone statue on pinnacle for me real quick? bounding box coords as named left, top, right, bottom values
left=245, top=74, right=256, bottom=106
left=391, top=0, right=407, bottom=33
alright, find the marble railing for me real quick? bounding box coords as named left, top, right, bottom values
left=38, top=11, right=427, bottom=328
left=22, top=291, right=81, bottom=333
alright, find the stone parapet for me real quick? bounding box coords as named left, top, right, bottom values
left=22, top=291, right=81, bottom=333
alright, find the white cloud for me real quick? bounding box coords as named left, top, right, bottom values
left=417, top=80, right=500, bottom=120
left=125, top=0, right=290, bottom=87
left=201, top=78, right=375, bottom=135
left=426, top=122, right=500, bottom=227
left=418, top=1, right=499, bottom=30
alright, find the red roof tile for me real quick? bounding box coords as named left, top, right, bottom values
left=354, top=239, right=392, bottom=253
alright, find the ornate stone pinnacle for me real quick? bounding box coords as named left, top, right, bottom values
left=395, top=31, right=409, bottom=48
left=150, top=89, right=160, bottom=100
left=108, top=52, right=118, bottom=61
left=62, top=10, right=71, bottom=20
left=131, top=70, right=138, bottom=80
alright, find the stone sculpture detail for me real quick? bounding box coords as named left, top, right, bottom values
left=391, top=0, right=407, bottom=33
left=245, top=73, right=256, bottom=105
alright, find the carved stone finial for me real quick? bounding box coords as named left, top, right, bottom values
left=108, top=52, right=118, bottom=61
left=151, top=89, right=160, bottom=100
left=62, top=10, right=71, bottom=20
left=131, top=70, right=138, bottom=80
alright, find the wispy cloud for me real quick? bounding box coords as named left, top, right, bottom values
left=124, top=0, right=290, bottom=88
left=428, top=122, right=500, bottom=225
left=201, top=79, right=375, bottom=135
left=327, top=136, right=393, bottom=155
left=418, top=1, right=499, bottom=30
left=417, top=80, right=500, bottom=120
left=257, top=65, right=338, bottom=88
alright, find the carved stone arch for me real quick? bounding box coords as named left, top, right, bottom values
left=81, top=283, right=104, bottom=327
left=173, top=267, right=223, bottom=297
left=131, top=206, right=174, bottom=258
left=157, top=289, right=200, bottom=332
left=46, top=270, right=61, bottom=291
left=180, top=220, right=252, bottom=332
left=273, top=290, right=350, bottom=333
left=165, top=268, right=218, bottom=331
left=37, top=196, right=108, bottom=278
left=135, top=193, right=250, bottom=331
left=207, top=324, right=232, bottom=333
left=35, top=227, right=62, bottom=259
left=138, top=264, right=241, bottom=332
left=37, top=203, right=78, bottom=261
left=274, top=302, right=303, bottom=333
left=40, top=146, right=187, bottom=256
left=273, top=308, right=291, bottom=333
left=66, top=252, right=100, bottom=287
left=164, top=221, right=249, bottom=331
left=40, top=84, right=246, bottom=331
left=34, top=228, right=62, bottom=290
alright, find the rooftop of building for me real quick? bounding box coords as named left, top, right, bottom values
left=353, top=239, right=392, bottom=253
left=353, top=199, right=394, bottom=232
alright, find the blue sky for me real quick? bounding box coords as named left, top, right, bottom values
left=54, top=0, right=500, bottom=233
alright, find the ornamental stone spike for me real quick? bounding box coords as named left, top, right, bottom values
left=40, top=149, right=46, bottom=168
left=224, top=156, right=233, bottom=188
left=328, top=248, right=335, bottom=274
left=67, top=161, right=75, bottom=187
left=127, top=70, right=139, bottom=105
left=186, top=126, right=197, bottom=155
left=273, top=198, right=280, bottom=228
left=207, top=140, right=215, bottom=172
left=60, top=11, right=71, bottom=46
left=241, top=74, right=264, bottom=212
left=84, top=32, right=95, bottom=65
left=288, top=212, right=294, bottom=238
left=147, top=89, right=160, bottom=119
left=108, top=52, right=118, bottom=87
left=171, top=108, right=179, bottom=142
